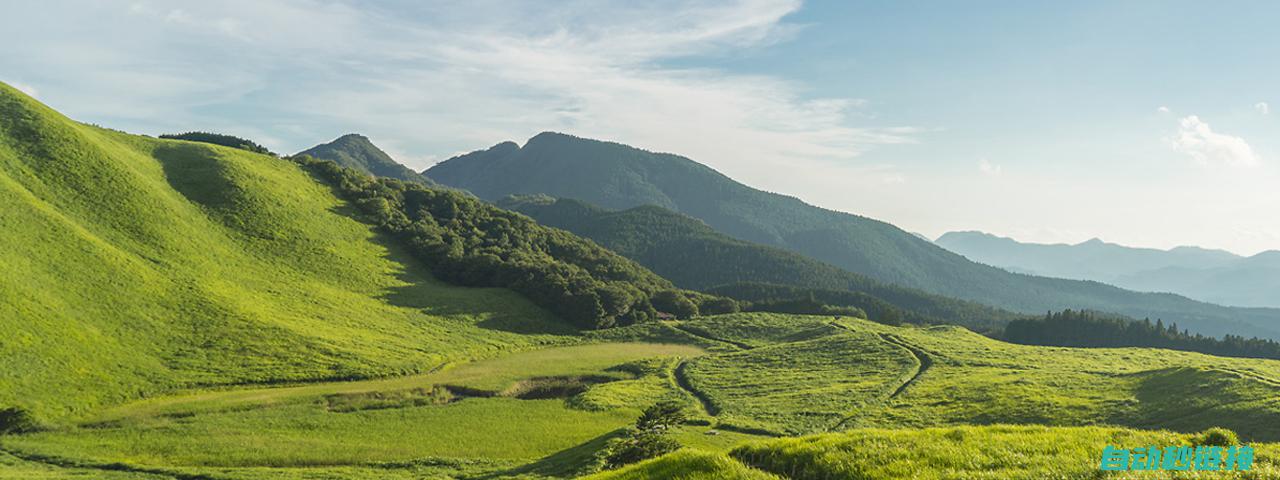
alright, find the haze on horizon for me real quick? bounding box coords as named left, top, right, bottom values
left=3, top=0, right=1277, bottom=256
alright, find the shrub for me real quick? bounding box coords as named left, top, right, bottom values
left=0, top=407, right=38, bottom=434
left=1194, top=427, right=1239, bottom=447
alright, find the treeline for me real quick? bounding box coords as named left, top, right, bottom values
left=160, top=131, right=275, bottom=155
left=708, top=283, right=925, bottom=327
left=1003, top=309, right=1280, bottom=360
left=291, top=155, right=736, bottom=329
left=500, top=196, right=1022, bottom=332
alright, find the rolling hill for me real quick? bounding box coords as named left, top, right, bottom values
left=297, top=133, right=434, bottom=185
left=425, top=131, right=1280, bottom=341
left=499, top=195, right=1021, bottom=330
left=0, top=82, right=592, bottom=424
left=938, top=231, right=1280, bottom=308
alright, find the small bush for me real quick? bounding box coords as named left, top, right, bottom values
left=1194, top=427, right=1239, bottom=447
left=0, top=407, right=38, bottom=434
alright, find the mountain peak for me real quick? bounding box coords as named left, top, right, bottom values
left=298, top=134, right=432, bottom=185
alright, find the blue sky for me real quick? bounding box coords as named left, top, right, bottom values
left=3, top=0, right=1278, bottom=255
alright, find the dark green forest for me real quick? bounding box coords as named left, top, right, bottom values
left=291, top=155, right=733, bottom=329
left=1004, top=309, right=1280, bottom=360
left=500, top=195, right=1020, bottom=331
left=159, top=131, right=275, bottom=155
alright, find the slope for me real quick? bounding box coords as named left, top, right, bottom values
left=499, top=195, right=1020, bottom=330
left=0, top=82, right=573, bottom=423
left=938, top=231, right=1280, bottom=308
left=297, top=133, right=433, bottom=185
left=426, top=131, right=1280, bottom=340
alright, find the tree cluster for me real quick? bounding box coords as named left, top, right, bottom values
left=1003, top=309, right=1280, bottom=360
left=160, top=131, right=275, bottom=155
left=292, top=156, right=737, bottom=329
left=601, top=401, right=686, bottom=470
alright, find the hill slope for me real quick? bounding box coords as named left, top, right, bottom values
left=938, top=231, right=1280, bottom=308
left=0, top=82, right=574, bottom=423
left=297, top=133, right=433, bottom=184
left=426, top=132, right=1280, bottom=340
left=499, top=195, right=1020, bottom=330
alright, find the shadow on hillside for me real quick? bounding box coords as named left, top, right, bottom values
left=155, top=143, right=239, bottom=213
left=475, top=428, right=626, bottom=479
left=1119, top=367, right=1280, bottom=442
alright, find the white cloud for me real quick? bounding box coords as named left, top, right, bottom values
left=978, top=158, right=1003, bottom=176
left=1168, top=115, right=1260, bottom=167
left=1157, top=106, right=1170, bottom=114
left=1256, top=102, right=1270, bottom=115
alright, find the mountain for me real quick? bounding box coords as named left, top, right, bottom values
left=937, top=231, right=1280, bottom=308
left=499, top=195, right=1021, bottom=330
left=426, top=131, right=1280, bottom=341
left=297, top=133, right=433, bottom=184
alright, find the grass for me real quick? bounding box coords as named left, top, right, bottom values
left=0, top=82, right=577, bottom=423
left=729, top=425, right=1280, bottom=479
left=671, top=313, right=1280, bottom=442
left=583, top=449, right=781, bottom=480
left=1, top=343, right=708, bottom=477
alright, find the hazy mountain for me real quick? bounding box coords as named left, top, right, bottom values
left=499, top=195, right=1022, bottom=330
left=426, top=131, right=1280, bottom=340
left=937, top=231, right=1280, bottom=308
left=298, top=133, right=433, bottom=184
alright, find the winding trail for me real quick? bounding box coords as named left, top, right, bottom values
left=877, top=333, right=933, bottom=400
left=673, top=359, right=719, bottom=417
left=826, top=322, right=934, bottom=431
left=670, top=323, right=754, bottom=350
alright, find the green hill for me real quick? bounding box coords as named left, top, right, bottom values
left=425, top=131, right=1280, bottom=341
left=297, top=133, right=433, bottom=185
left=499, top=195, right=1020, bottom=330
left=0, top=82, right=577, bottom=423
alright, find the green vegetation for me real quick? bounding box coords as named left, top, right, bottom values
left=1, top=343, right=708, bottom=478
left=157, top=131, right=274, bottom=155
left=586, top=450, right=781, bottom=480
left=1006, top=309, right=1280, bottom=360
left=599, top=401, right=687, bottom=469
left=677, top=313, right=1280, bottom=441
left=297, top=133, right=434, bottom=185
left=0, top=82, right=573, bottom=423
left=728, top=425, right=1279, bottom=479
left=293, top=155, right=736, bottom=329
left=501, top=196, right=1019, bottom=330
left=429, top=131, right=1280, bottom=341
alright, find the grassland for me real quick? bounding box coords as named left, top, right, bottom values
left=0, top=81, right=579, bottom=423
left=601, top=425, right=1280, bottom=480
left=677, top=313, right=1280, bottom=441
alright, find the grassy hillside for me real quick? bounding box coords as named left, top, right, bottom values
left=296, top=133, right=433, bottom=185
left=673, top=313, right=1280, bottom=440
left=426, top=132, right=1280, bottom=341
left=0, top=82, right=574, bottom=423
left=500, top=195, right=1020, bottom=330
left=594, top=426, right=1278, bottom=479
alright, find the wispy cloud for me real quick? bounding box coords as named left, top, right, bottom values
left=1256, top=102, right=1270, bottom=115
left=0, top=0, right=917, bottom=187
left=1167, top=115, right=1260, bottom=167
left=1156, top=106, right=1170, bottom=114
left=978, top=158, right=1003, bottom=176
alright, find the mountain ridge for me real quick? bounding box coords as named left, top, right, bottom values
left=298, top=133, right=433, bottom=185
left=426, top=131, right=1280, bottom=341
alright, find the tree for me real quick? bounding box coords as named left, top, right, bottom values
left=652, top=290, right=698, bottom=319
left=0, top=407, right=37, bottom=435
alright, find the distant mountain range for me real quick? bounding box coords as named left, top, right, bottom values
left=298, top=134, right=434, bottom=185
left=937, top=231, right=1280, bottom=309
left=422, top=131, right=1280, bottom=340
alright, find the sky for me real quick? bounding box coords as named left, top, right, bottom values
left=3, top=0, right=1278, bottom=256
